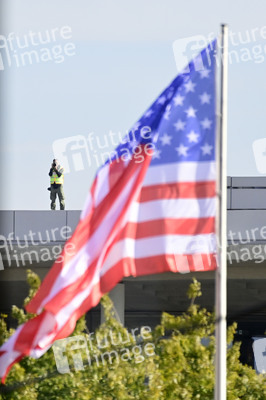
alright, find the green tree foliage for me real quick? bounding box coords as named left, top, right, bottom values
left=0, top=272, right=265, bottom=399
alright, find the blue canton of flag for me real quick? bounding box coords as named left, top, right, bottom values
left=114, top=40, right=216, bottom=166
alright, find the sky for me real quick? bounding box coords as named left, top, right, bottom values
left=1, top=0, right=266, bottom=210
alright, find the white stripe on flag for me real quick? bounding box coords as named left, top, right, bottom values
left=80, top=192, right=92, bottom=221
left=143, top=161, right=216, bottom=186
left=0, top=325, right=23, bottom=377
left=94, top=164, right=110, bottom=207
left=128, top=197, right=216, bottom=222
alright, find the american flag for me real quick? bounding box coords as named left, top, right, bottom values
left=0, top=40, right=217, bottom=382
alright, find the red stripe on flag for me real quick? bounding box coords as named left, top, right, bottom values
left=139, top=181, right=216, bottom=202
left=51, top=282, right=104, bottom=342
left=116, top=217, right=215, bottom=240
left=14, top=312, right=51, bottom=354
left=99, top=253, right=217, bottom=291
left=1, top=354, right=24, bottom=384
left=43, top=258, right=98, bottom=315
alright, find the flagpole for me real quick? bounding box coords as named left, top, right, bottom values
left=215, top=24, right=228, bottom=400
